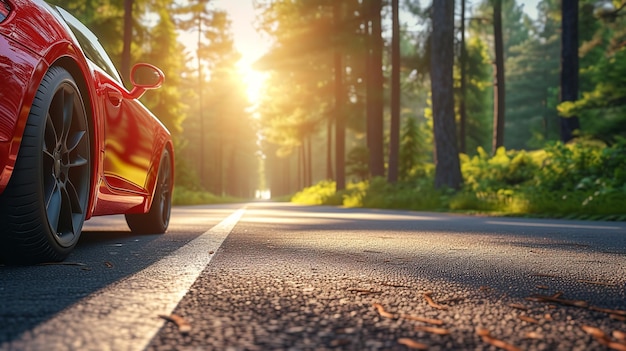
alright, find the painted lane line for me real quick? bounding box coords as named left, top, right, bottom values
left=3, top=207, right=246, bottom=351
left=486, top=220, right=623, bottom=230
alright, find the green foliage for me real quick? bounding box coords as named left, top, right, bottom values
left=463, top=37, right=493, bottom=154
left=172, top=186, right=240, bottom=206
left=142, top=7, right=188, bottom=137
left=458, top=140, right=626, bottom=217
left=293, top=141, right=626, bottom=220
left=293, top=177, right=446, bottom=211
left=346, top=146, right=369, bottom=181
left=291, top=180, right=343, bottom=205
left=461, top=147, right=539, bottom=192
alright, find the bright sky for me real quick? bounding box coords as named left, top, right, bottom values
left=212, top=0, right=269, bottom=105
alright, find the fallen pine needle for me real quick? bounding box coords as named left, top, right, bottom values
left=518, top=315, right=539, bottom=324
left=613, top=330, right=626, bottom=342
left=397, top=338, right=429, bottom=350
left=159, top=314, right=191, bottom=334
left=104, top=261, right=113, bottom=268
left=381, top=282, right=411, bottom=288
left=535, top=285, right=549, bottom=290
left=582, top=325, right=608, bottom=340
left=476, top=328, right=491, bottom=337
left=423, top=292, right=448, bottom=310
left=348, top=288, right=381, bottom=295
left=529, top=294, right=588, bottom=308
left=400, top=314, right=444, bottom=326
left=481, top=335, right=522, bottom=351
left=476, top=329, right=520, bottom=351
left=372, top=303, right=395, bottom=319
left=608, top=342, right=626, bottom=351
left=414, top=325, right=450, bottom=335
left=508, top=303, right=528, bottom=311
left=525, top=331, right=543, bottom=339
left=611, top=314, right=626, bottom=322
left=590, top=306, right=626, bottom=317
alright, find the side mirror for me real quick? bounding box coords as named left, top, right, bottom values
left=129, top=63, right=165, bottom=99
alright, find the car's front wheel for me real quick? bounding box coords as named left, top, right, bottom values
left=125, top=149, right=172, bottom=234
left=0, top=67, right=91, bottom=264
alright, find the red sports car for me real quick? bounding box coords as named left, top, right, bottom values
left=0, top=0, right=174, bottom=264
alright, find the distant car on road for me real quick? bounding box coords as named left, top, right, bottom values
left=0, top=0, right=174, bottom=264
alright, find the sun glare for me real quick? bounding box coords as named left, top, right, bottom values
left=237, top=61, right=267, bottom=106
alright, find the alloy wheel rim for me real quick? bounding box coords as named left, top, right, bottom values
left=42, top=83, right=90, bottom=247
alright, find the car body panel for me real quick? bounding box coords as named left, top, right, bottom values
left=0, top=0, right=173, bottom=219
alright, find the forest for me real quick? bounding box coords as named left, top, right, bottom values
left=48, top=0, right=626, bottom=219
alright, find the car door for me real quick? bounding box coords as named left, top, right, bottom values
left=98, top=73, right=156, bottom=194
left=57, top=7, right=156, bottom=194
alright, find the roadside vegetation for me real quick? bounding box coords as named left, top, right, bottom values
left=292, top=139, right=626, bottom=221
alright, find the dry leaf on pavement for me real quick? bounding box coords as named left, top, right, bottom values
left=159, top=314, right=191, bottom=334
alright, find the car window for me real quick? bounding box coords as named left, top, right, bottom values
left=54, top=6, right=124, bottom=85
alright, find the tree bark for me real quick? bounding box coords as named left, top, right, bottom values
left=334, top=1, right=346, bottom=191
left=560, top=0, right=580, bottom=143
left=459, top=0, right=467, bottom=154
left=431, top=0, right=463, bottom=190
left=366, top=0, right=385, bottom=178
left=492, top=0, right=505, bottom=153
left=388, top=0, right=400, bottom=183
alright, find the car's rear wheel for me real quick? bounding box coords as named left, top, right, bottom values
left=0, top=67, right=91, bottom=264
left=125, top=149, right=172, bottom=234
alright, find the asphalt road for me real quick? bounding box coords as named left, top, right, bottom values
left=1, top=202, right=625, bottom=351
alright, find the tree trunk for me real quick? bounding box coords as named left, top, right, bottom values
left=492, top=0, right=505, bottom=153
left=298, top=145, right=304, bottom=190
left=388, top=0, right=400, bottom=183
left=334, top=1, right=346, bottom=191
left=367, top=0, right=385, bottom=178
left=306, top=135, right=312, bottom=187
left=560, top=0, right=580, bottom=143
left=459, top=0, right=467, bottom=154
left=326, top=118, right=333, bottom=180
left=431, top=0, right=463, bottom=190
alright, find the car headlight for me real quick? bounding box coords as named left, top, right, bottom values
left=0, top=0, right=10, bottom=23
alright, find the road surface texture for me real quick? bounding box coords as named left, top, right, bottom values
left=1, top=202, right=625, bottom=350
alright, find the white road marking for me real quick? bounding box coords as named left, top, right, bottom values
left=486, top=220, right=622, bottom=230
left=3, top=207, right=246, bottom=351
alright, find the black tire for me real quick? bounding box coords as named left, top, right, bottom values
left=0, top=67, right=91, bottom=264
left=125, top=149, right=172, bottom=234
